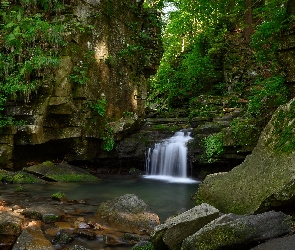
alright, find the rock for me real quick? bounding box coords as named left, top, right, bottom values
left=12, top=171, right=45, bottom=184
left=22, top=205, right=65, bottom=223
left=64, top=246, right=91, bottom=250
left=96, top=194, right=160, bottom=234
left=23, top=162, right=98, bottom=182
left=74, top=229, right=96, bottom=240
left=123, top=233, right=150, bottom=244
left=151, top=203, right=220, bottom=250
left=132, top=241, right=155, bottom=250
left=0, top=211, right=24, bottom=236
left=181, top=211, right=292, bottom=250
left=251, top=234, right=295, bottom=250
left=52, top=232, right=74, bottom=244
left=12, top=226, right=54, bottom=250
left=103, top=235, right=123, bottom=245
left=194, top=98, right=295, bottom=214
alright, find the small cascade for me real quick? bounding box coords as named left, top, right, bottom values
left=145, top=130, right=197, bottom=183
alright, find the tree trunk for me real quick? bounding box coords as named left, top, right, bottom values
left=244, top=0, right=253, bottom=43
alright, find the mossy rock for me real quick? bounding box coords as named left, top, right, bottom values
left=12, top=171, right=45, bottom=184
left=22, top=205, right=65, bottom=223
left=23, top=162, right=98, bottom=182
left=0, top=169, right=14, bottom=183
left=96, top=194, right=160, bottom=234
left=0, top=211, right=24, bottom=235
left=132, top=242, right=155, bottom=250
left=194, top=97, right=295, bottom=214
left=181, top=211, right=292, bottom=250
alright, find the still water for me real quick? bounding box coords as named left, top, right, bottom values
left=23, top=176, right=200, bottom=221
left=9, top=176, right=199, bottom=249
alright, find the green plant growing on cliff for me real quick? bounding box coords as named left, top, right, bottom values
left=0, top=2, right=65, bottom=127
left=203, top=132, right=224, bottom=163
left=230, top=117, right=260, bottom=147
left=70, top=61, right=90, bottom=85
left=248, top=76, right=288, bottom=117
left=90, top=98, right=107, bottom=117
left=102, top=125, right=115, bottom=152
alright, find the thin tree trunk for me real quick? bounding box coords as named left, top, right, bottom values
left=244, top=0, right=253, bottom=43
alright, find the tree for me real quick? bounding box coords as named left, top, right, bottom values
left=244, top=0, right=253, bottom=43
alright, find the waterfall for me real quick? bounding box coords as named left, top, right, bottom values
left=144, top=130, right=197, bottom=183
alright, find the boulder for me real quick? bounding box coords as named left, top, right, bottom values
left=194, top=97, right=295, bottom=214
left=21, top=205, right=65, bottom=223
left=251, top=234, right=295, bottom=250
left=151, top=203, right=220, bottom=250
left=12, top=226, right=54, bottom=250
left=23, top=161, right=97, bottom=182
left=96, top=194, right=160, bottom=234
left=181, top=211, right=292, bottom=250
left=0, top=211, right=24, bottom=236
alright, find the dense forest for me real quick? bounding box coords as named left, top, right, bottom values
left=148, top=0, right=293, bottom=115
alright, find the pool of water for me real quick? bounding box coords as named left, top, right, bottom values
left=23, top=176, right=200, bottom=221
left=4, top=176, right=200, bottom=249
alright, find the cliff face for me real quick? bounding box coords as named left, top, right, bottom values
left=0, top=0, right=162, bottom=169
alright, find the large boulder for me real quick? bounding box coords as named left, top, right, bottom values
left=151, top=203, right=220, bottom=250
left=181, top=211, right=292, bottom=250
left=194, top=97, right=295, bottom=214
left=96, top=194, right=160, bottom=234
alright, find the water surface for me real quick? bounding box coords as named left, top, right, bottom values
left=23, top=176, right=200, bottom=221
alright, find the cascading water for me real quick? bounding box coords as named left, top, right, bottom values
left=144, top=129, right=197, bottom=183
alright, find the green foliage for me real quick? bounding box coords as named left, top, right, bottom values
left=251, top=0, right=288, bottom=64
left=203, top=132, right=224, bottom=163
left=49, top=174, right=97, bottom=182
left=267, top=101, right=295, bottom=153
left=102, top=125, right=115, bottom=151
left=230, top=117, right=260, bottom=147
left=132, top=242, right=155, bottom=250
left=0, top=2, right=65, bottom=127
left=15, top=185, right=25, bottom=192
left=90, top=98, right=107, bottom=117
left=12, top=171, right=43, bottom=183
left=70, top=61, right=90, bottom=85
left=51, top=191, right=67, bottom=200
left=148, top=0, right=238, bottom=107
left=248, top=76, right=288, bottom=116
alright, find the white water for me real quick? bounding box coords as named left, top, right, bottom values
left=144, top=130, right=198, bottom=183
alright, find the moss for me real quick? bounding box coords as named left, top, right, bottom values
left=15, top=185, right=25, bottom=192
left=266, top=100, right=295, bottom=154
left=43, top=214, right=59, bottom=223
left=188, top=225, right=246, bottom=250
left=132, top=242, right=155, bottom=250
left=229, top=117, right=260, bottom=147
left=51, top=191, right=67, bottom=201
left=12, top=171, right=43, bottom=184
left=48, top=173, right=97, bottom=182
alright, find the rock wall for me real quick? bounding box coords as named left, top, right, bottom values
left=0, top=0, right=162, bottom=170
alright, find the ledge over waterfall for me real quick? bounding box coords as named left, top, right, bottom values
left=194, top=97, right=295, bottom=214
